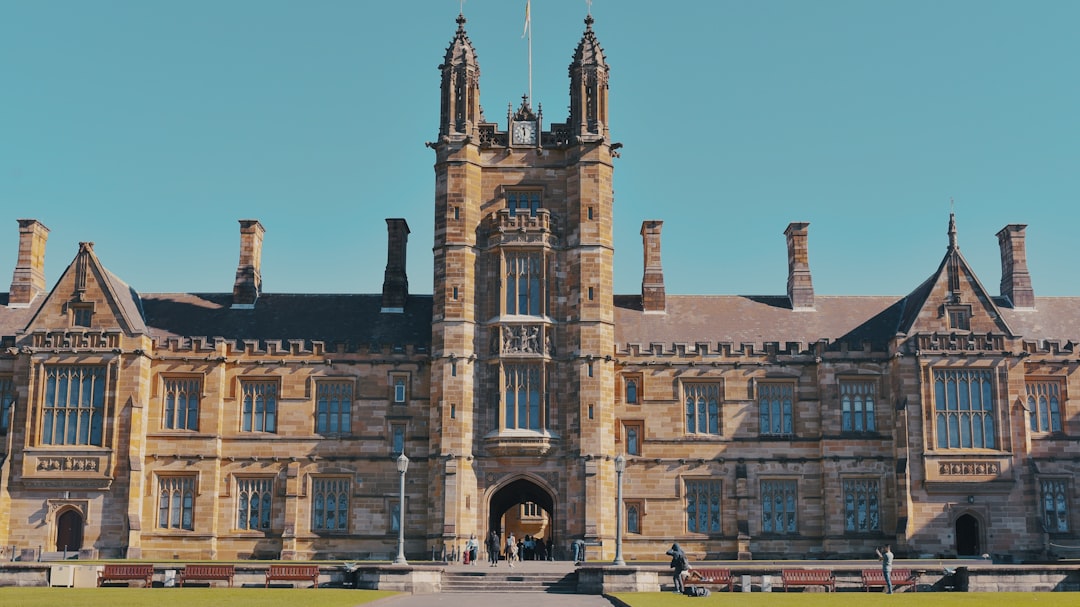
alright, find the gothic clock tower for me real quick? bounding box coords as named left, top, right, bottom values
left=427, top=13, right=620, bottom=557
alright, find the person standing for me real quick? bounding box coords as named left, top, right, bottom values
left=877, top=544, right=894, bottom=594
left=666, top=543, right=690, bottom=594
left=505, top=532, right=517, bottom=569
left=465, top=534, right=479, bottom=565
left=487, top=530, right=500, bottom=567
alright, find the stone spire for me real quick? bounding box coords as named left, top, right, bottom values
left=568, top=15, right=609, bottom=141
left=438, top=14, right=482, bottom=141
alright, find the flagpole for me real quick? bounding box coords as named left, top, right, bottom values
left=525, top=1, right=532, bottom=104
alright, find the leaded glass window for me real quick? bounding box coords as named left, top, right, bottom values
left=933, top=369, right=995, bottom=449
left=316, top=381, right=352, bottom=434
left=1041, top=479, right=1070, bottom=533
left=158, top=476, right=195, bottom=530
left=841, top=380, right=876, bottom=433
left=685, top=480, right=722, bottom=534
left=241, top=380, right=277, bottom=433
left=843, top=479, right=881, bottom=533
left=163, top=377, right=200, bottom=431
left=42, top=366, right=105, bottom=446
left=504, top=363, right=543, bottom=430
left=761, top=479, right=797, bottom=534
left=758, top=382, right=794, bottom=436
left=312, top=478, right=350, bottom=532
left=1027, top=379, right=1063, bottom=433
left=236, top=477, right=273, bottom=530
left=685, top=383, right=720, bottom=435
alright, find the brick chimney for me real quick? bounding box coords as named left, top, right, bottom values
left=640, top=220, right=666, bottom=313
left=232, top=219, right=264, bottom=309
left=8, top=219, right=49, bottom=308
left=381, top=218, right=410, bottom=313
left=785, top=222, right=814, bottom=310
left=997, top=224, right=1035, bottom=309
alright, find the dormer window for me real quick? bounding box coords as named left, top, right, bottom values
left=946, top=305, right=971, bottom=331
left=71, top=304, right=93, bottom=328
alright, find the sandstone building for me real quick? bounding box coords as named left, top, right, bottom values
left=0, top=14, right=1076, bottom=563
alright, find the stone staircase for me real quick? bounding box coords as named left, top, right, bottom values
left=442, top=568, right=578, bottom=593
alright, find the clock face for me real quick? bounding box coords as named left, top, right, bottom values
left=512, top=121, right=537, bottom=145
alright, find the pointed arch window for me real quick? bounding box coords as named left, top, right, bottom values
left=503, top=363, right=545, bottom=430
left=504, top=252, right=545, bottom=316
left=758, top=382, right=794, bottom=437
left=41, top=366, right=105, bottom=446
left=933, top=369, right=996, bottom=449
left=311, top=477, right=350, bottom=532
left=840, top=379, right=876, bottom=433
left=236, top=477, right=273, bottom=531
left=1026, top=378, right=1063, bottom=433
left=158, top=476, right=196, bottom=530
left=507, top=190, right=542, bottom=217
left=163, top=377, right=201, bottom=431
left=684, top=383, right=720, bottom=435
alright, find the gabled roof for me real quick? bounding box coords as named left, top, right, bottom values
left=895, top=215, right=1012, bottom=336
left=22, top=242, right=148, bottom=336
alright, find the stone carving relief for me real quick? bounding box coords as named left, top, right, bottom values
left=938, top=461, right=1000, bottom=476
left=37, top=456, right=101, bottom=472
left=494, top=325, right=554, bottom=355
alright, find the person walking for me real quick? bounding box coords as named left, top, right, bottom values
left=487, top=530, right=500, bottom=567
left=465, top=534, right=479, bottom=565
left=877, top=544, right=894, bottom=594
left=505, top=532, right=517, bottom=568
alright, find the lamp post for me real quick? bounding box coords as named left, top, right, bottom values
left=394, top=452, right=410, bottom=565
left=613, top=453, right=626, bottom=566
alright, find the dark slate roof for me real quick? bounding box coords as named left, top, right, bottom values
left=0, top=294, right=41, bottom=340
left=139, top=293, right=433, bottom=350
left=615, top=293, right=1080, bottom=352
left=614, top=294, right=905, bottom=351
left=998, top=297, right=1080, bottom=341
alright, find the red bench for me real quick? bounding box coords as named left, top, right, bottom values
left=97, top=564, right=154, bottom=587
left=265, top=564, right=320, bottom=588
left=782, top=568, right=835, bottom=592
left=862, top=568, right=918, bottom=592
left=686, top=567, right=735, bottom=592
left=179, top=564, right=235, bottom=587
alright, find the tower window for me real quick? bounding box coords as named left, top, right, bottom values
left=505, top=252, right=545, bottom=316
left=507, top=190, right=542, bottom=217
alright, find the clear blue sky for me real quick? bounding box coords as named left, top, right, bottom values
left=3, top=1, right=1078, bottom=299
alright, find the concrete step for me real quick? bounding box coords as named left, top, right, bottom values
left=442, top=570, right=577, bottom=593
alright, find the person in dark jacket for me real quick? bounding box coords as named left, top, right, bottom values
left=666, top=543, right=690, bottom=593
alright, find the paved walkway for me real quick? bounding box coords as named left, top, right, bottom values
left=379, top=592, right=620, bottom=607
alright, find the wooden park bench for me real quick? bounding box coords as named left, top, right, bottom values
left=781, top=568, right=835, bottom=592
left=686, top=567, right=735, bottom=592
left=178, top=564, right=235, bottom=587
left=265, top=564, right=320, bottom=588
left=97, top=564, right=155, bottom=587
left=862, top=568, right=918, bottom=592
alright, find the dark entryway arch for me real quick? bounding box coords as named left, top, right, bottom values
left=955, top=513, right=980, bottom=556
left=56, top=509, right=84, bottom=552
left=487, top=477, right=557, bottom=553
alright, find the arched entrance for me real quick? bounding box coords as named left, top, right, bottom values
left=955, top=513, right=980, bottom=556
left=488, top=477, right=556, bottom=559
left=55, top=509, right=84, bottom=552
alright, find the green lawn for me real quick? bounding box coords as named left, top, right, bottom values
left=0, top=587, right=397, bottom=607
left=612, top=592, right=1079, bottom=607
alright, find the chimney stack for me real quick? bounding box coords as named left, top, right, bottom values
left=232, top=219, right=264, bottom=309
left=997, top=224, right=1035, bottom=309
left=381, top=218, right=410, bottom=313
left=9, top=219, right=50, bottom=308
left=640, top=220, right=666, bottom=313
left=785, top=222, right=814, bottom=310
